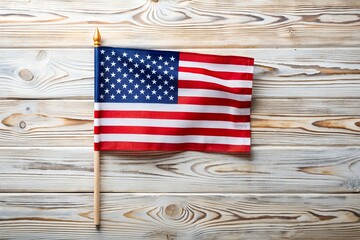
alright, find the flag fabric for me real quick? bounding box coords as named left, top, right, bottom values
left=94, top=47, right=254, bottom=152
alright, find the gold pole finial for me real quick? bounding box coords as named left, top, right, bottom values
left=93, top=27, right=101, bottom=47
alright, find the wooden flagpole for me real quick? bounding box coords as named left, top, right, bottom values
left=93, top=27, right=101, bottom=229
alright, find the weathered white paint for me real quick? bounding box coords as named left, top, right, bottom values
left=0, top=0, right=359, bottom=238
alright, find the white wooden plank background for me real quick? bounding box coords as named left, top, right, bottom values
left=0, top=0, right=359, bottom=239
left=0, top=0, right=359, bottom=48
left=1, top=193, right=359, bottom=240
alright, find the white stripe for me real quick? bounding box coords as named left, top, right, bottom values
left=94, top=118, right=250, bottom=130
left=179, top=89, right=252, bottom=101
left=94, top=134, right=250, bottom=145
left=179, top=60, right=254, bottom=73
left=178, top=72, right=253, bottom=88
left=94, top=103, right=250, bottom=115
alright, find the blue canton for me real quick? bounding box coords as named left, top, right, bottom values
left=95, top=47, right=179, bottom=104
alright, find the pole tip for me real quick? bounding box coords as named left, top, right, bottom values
left=93, top=27, right=101, bottom=47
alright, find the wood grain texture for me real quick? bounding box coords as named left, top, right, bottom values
left=0, top=147, right=359, bottom=193
left=0, top=193, right=359, bottom=240
left=1, top=100, right=359, bottom=147
left=1, top=0, right=359, bottom=238
left=0, top=0, right=359, bottom=47
left=0, top=48, right=359, bottom=99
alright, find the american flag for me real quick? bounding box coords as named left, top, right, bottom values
left=94, top=47, right=254, bottom=152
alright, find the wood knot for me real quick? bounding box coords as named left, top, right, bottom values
left=165, top=204, right=182, bottom=219
left=19, top=121, right=26, bottom=129
left=288, top=27, right=294, bottom=35
left=19, top=69, right=34, bottom=81
left=37, top=50, right=47, bottom=61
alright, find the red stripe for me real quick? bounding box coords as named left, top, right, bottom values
left=95, top=126, right=251, bottom=137
left=178, top=80, right=252, bottom=95
left=95, top=142, right=250, bottom=152
left=179, top=66, right=253, bottom=80
left=178, top=96, right=251, bottom=108
left=95, top=110, right=250, bottom=122
left=180, top=52, right=254, bottom=66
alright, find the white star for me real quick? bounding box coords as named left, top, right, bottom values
left=111, top=51, right=115, bottom=56
left=100, top=83, right=104, bottom=88
left=157, top=95, right=162, bottom=100
left=129, top=68, right=134, bottom=73
left=152, top=90, right=157, bottom=95
left=122, top=94, right=127, bottom=99
left=128, top=57, right=133, bottom=62
left=170, top=86, right=175, bottom=90
left=157, top=75, right=162, bottom=79
left=128, top=79, right=134, bottom=83
left=105, top=56, right=110, bottom=61
left=152, top=79, right=157, bottom=84
left=117, top=67, right=122, bottom=72
left=163, top=70, right=168, bottom=75
left=105, top=67, right=110, bottom=72
left=134, top=84, right=139, bottom=89
left=164, top=80, right=168, bottom=85
left=100, top=94, right=104, bottom=99
left=111, top=72, right=116, bottom=78
left=157, top=65, right=162, bottom=69
left=164, top=61, right=169, bottom=66
left=116, top=78, right=122, bottom=83
left=170, top=66, right=174, bottom=71
left=100, top=61, right=105, bottom=66
left=116, top=89, right=121, bottom=94
left=152, top=60, right=157, bottom=65
left=146, top=84, right=151, bottom=89
left=140, top=79, right=145, bottom=83
left=128, top=89, right=133, bottom=94
left=122, top=84, right=127, bottom=89
left=105, top=88, right=110, bottom=94
left=123, top=73, right=128, bottom=78
left=145, top=64, right=150, bottom=69
left=140, top=89, right=145, bottom=94
left=158, top=56, right=163, bottom=60
left=146, top=95, right=150, bottom=100
left=134, top=73, right=139, bottom=78
left=170, top=56, right=175, bottom=61
left=170, top=75, right=174, bottom=80
left=152, top=70, right=156, bottom=74
left=146, top=55, right=151, bottom=59
left=122, top=52, right=127, bottom=57
left=169, top=95, right=174, bottom=101
left=134, top=94, right=139, bottom=100
left=110, top=83, right=115, bottom=88
left=111, top=61, right=116, bottom=66
left=140, top=59, right=145, bottom=63
left=100, top=72, right=104, bottom=77
left=146, top=74, right=151, bottom=79
left=158, top=85, right=163, bottom=90
left=117, top=57, right=121, bottom=61
left=140, top=69, right=145, bottom=73
left=134, top=63, right=139, bottom=68
left=123, top=62, right=128, bottom=67
left=163, top=90, right=168, bottom=95
left=110, top=94, right=115, bottom=99
left=100, top=49, right=105, bottom=54
left=105, top=78, right=110, bottom=83
left=134, top=53, right=139, bottom=58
